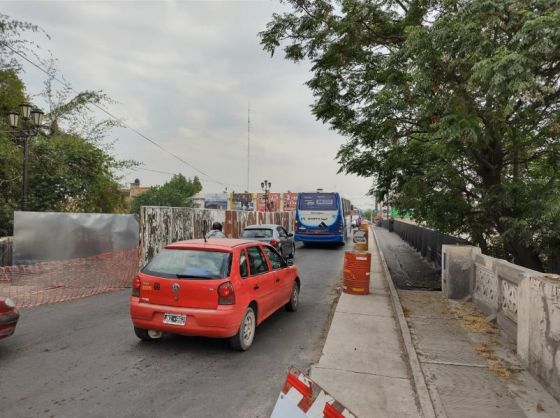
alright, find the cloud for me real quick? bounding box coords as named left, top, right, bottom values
left=3, top=0, right=374, bottom=206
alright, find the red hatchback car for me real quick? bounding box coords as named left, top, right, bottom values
left=0, top=296, right=20, bottom=340
left=130, top=239, right=301, bottom=351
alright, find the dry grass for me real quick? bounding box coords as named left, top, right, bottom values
left=473, top=343, right=516, bottom=380
left=461, top=313, right=497, bottom=334
left=449, top=302, right=497, bottom=334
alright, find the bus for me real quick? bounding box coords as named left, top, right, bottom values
left=294, top=192, right=352, bottom=244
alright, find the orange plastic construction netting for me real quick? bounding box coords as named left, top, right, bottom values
left=0, top=247, right=140, bottom=308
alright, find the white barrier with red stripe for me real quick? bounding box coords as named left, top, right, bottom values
left=271, top=368, right=357, bottom=418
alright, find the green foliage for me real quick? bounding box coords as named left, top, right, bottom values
left=362, top=208, right=373, bottom=221
left=130, top=174, right=202, bottom=214
left=0, top=14, right=136, bottom=236
left=0, top=70, right=25, bottom=115
left=261, top=0, right=560, bottom=272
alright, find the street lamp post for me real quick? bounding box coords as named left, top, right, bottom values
left=8, top=102, right=46, bottom=211
left=261, top=180, right=271, bottom=212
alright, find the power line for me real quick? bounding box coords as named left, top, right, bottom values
left=2, top=42, right=243, bottom=189
left=129, top=167, right=246, bottom=188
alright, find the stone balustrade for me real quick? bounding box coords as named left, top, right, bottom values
left=442, top=245, right=560, bottom=401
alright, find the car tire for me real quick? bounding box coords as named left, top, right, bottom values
left=230, top=307, right=256, bottom=351
left=285, top=282, right=300, bottom=312
left=289, top=243, right=296, bottom=258
left=134, top=327, right=162, bottom=341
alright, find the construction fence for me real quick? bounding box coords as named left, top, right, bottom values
left=140, top=206, right=295, bottom=266
left=1, top=207, right=295, bottom=309
left=0, top=247, right=139, bottom=309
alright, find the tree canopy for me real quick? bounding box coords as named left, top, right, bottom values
left=0, top=15, right=134, bottom=236
left=130, top=174, right=202, bottom=214
left=260, top=0, right=560, bottom=272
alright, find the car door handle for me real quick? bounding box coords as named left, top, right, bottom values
left=254, top=285, right=260, bottom=290
left=275, top=278, right=280, bottom=283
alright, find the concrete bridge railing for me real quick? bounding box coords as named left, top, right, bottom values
left=443, top=245, right=560, bottom=402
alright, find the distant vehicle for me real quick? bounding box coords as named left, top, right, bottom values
left=351, top=209, right=362, bottom=228
left=295, top=192, right=351, bottom=245
left=130, top=239, right=301, bottom=351
left=0, top=297, right=19, bottom=340
left=241, top=224, right=295, bottom=259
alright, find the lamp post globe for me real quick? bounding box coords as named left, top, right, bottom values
left=8, top=110, right=19, bottom=128
left=31, top=107, right=44, bottom=127
left=19, top=102, right=33, bottom=119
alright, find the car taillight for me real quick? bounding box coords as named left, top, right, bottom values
left=4, top=297, right=16, bottom=309
left=132, top=276, right=141, bottom=297
left=270, top=239, right=279, bottom=248
left=218, top=281, right=236, bottom=305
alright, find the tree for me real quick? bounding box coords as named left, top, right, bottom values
left=130, top=174, right=202, bottom=214
left=362, top=208, right=374, bottom=222
left=0, top=15, right=135, bottom=236
left=260, top=0, right=560, bottom=272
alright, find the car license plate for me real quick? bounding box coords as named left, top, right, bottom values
left=163, top=313, right=186, bottom=326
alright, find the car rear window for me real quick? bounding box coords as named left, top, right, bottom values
left=241, top=229, right=273, bottom=238
left=142, top=249, right=232, bottom=279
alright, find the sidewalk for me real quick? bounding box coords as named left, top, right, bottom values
left=374, top=226, right=560, bottom=418
left=309, top=225, right=560, bottom=418
left=309, top=227, right=423, bottom=417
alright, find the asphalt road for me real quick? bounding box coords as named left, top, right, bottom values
left=0, top=241, right=349, bottom=418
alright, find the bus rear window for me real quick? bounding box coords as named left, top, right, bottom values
left=298, top=193, right=338, bottom=210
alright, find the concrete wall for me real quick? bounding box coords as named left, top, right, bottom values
left=443, top=245, right=560, bottom=401
left=441, top=245, right=480, bottom=299
left=0, top=236, right=13, bottom=266
left=518, top=276, right=560, bottom=399
left=140, top=206, right=294, bottom=266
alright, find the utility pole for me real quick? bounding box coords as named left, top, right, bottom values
left=247, top=102, right=250, bottom=193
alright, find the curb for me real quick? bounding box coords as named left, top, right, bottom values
left=370, top=225, right=442, bottom=418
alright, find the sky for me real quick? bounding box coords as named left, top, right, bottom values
left=2, top=0, right=375, bottom=209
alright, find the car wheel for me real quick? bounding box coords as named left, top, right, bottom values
left=230, top=307, right=256, bottom=351
left=289, top=243, right=296, bottom=258
left=134, top=326, right=162, bottom=341
left=285, top=282, right=300, bottom=312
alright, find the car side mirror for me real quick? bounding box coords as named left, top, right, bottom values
left=288, top=232, right=293, bottom=237
left=287, top=258, right=294, bottom=266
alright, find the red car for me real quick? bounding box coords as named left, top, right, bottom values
left=130, top=239, right=301, bottom=351
left=0, top=296, right=19, bottom=340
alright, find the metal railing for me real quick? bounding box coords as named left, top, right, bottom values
left=380, top=219, right=469, bottom=269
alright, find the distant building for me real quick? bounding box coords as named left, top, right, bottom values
left=192, top=193, right=205, bottom=209
left=204, top=193, right=228, bottom=210
left=121, top=178, right=150, bottom=206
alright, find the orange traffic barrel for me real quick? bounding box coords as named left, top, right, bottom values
left=342, top=251, right=371, bottom=295
left=354, top=242, right=368, bottom=251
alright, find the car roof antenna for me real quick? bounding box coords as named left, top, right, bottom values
left=203, top=220, right=208, bottom=243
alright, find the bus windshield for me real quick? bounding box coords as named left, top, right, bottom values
left=298, top=193, right=338, bottom=210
